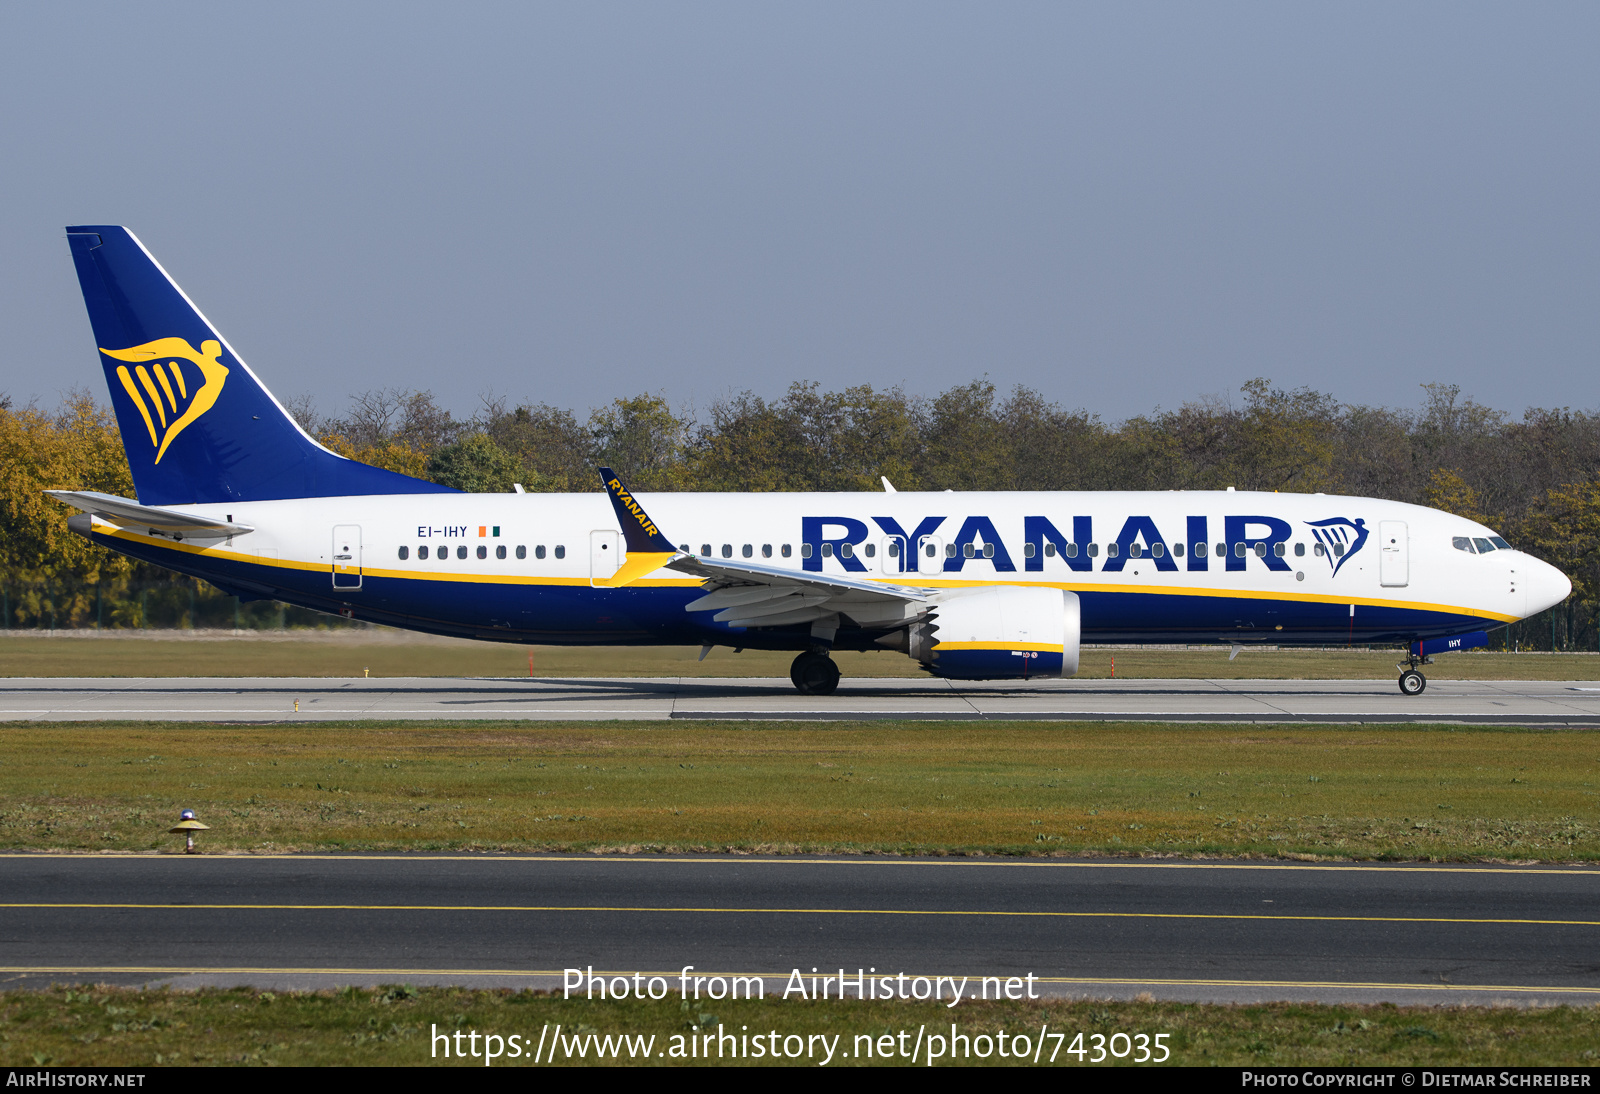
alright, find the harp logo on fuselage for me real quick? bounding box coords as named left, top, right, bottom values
left=100, top=337, right=230, bottom=464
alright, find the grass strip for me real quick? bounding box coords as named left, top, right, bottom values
left=2, top=986, right=1597, bottom=1067
left=2, top=637, right=1597, bottom=680
left=1, top=720, right=1596, bottom=859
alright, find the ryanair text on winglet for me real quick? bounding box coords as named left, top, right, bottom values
left=608, top=477, right=662, bottom=538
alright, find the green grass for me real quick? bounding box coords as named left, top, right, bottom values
left=1, top=635, right=1597, bottom=680
left=3, top=986, right=1596, bottom=1067
left=2, top=721, right=1597, bottom=859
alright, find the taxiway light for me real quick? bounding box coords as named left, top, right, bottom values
left=169, top=808, right=210, bottom=854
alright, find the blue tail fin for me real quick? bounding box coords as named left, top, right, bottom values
left=65, top=225, right=455, bottom=505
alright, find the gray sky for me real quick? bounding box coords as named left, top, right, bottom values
left=2, top=2, right=1596, bottom=425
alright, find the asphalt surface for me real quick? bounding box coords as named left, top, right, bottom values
left=2, top=676, right=1600, bottom=723
left=2, top=854, right=1597, bottom=1005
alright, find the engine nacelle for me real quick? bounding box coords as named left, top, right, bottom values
left=910, top=586, right=1081, bottom=680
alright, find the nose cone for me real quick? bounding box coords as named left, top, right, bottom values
left=1524, top=557, right=1572, bottom=616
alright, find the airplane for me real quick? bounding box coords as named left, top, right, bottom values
left=48, top=226, right=1572, bottom=696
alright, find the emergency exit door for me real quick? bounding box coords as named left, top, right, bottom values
left=1379, top=521, right=1408, bottom=587
left=590, top=530, right=621, bottom=585
left=332, top=525, right=362, bottom=589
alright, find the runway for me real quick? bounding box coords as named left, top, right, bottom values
left=2, top=854, right=1597, bottom=1005
left=2, top=676, right=1600, bottom=723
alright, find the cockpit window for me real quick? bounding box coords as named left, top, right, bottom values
left=1489, top=536, right=1511, bottom=550
left=1472, top=537, right=1494, bottom=554
left=1452, top=536, right=1475, bottom=554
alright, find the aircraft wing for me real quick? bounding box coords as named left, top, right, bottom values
left=45, top=490, right=254, bottom=537
left=597, top=467, right=927, bottom=631
left=667, top=553, right=928, bottom=629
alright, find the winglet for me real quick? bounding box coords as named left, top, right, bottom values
left=597, top=466, right=680, bottom=586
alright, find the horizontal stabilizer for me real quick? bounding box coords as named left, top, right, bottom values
left=46, top=490, right=253, bottom=537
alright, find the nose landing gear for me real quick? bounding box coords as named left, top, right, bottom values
left=1397, top=651, right=1431, bottom=695
left=790, top=650, right=840, bottom=695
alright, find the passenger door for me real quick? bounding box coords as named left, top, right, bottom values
left=332, top=525, right=362, bottom=589
left=1379, top=520, right=1408, bottom=587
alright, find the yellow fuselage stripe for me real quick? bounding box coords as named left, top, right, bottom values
left=97, top=524, right=1514, bottom=620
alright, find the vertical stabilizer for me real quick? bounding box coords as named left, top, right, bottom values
left=65, top=226, right=455, bottom=504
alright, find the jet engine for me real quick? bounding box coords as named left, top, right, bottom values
left=902, top=586, right=1080, bottom=680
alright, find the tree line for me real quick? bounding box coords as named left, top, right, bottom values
left=3, top=379, right=1598, bottom=649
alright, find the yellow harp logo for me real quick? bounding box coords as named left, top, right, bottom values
left=101, top=338, right=229, bottom=464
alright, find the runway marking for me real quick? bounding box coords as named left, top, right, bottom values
left=3, top=967, right=1598, bottom=997
left=4, top=903, right=1598, bottom=927
left=2, top=853, right=1596, bottom=876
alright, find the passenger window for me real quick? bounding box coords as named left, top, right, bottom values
left=1294, top=543, right=1305, bottom=557
left=398, top=546, right=409, bottom=560
left=1045, top=543, right=1058, bottom=558
left=1152, top=543, right=1165, bottom=558
left=680, top=544, right=691, bottom=553
left=1234, top=543, right=1246, bottom=558
left=554, top=545, right=566, bottom=559
left=1215, top=543, right=1225, bottom=557
left=458, top=546, right=468, bottom=559
left=1473, top=538, right=1494, bottom=554
left=1194, top=542, right=1206, bottom=557
left=1106, top=542, right=1120, bottom=559
left=983, top=543, right=994, bottom=558
left=926, top=543, right=937, bottom=558
left=742, top=544, right=752, bottom=558
left=945, top=544, right=956, bottom=557
left=1174, top=542, right=1185, bottom=557
left=535, top=545, right=546, bottom=559
left=1024, top=543, right=1036, bottom=559
left=1332, top=543, right=1345, bottom=557
left=496, top=545, right=507, bottom=559
left=840, top=542, right=853, bottom=558
left=782, top=544, right=792, bottom=557
left=1253, top=543, right=1266, bottom=558
left=701, top=544, right=712, bottom=556
left=1128, top=542, right=1142, bottom=558
left=477, top=545, right=487, bottom=559
left=800, top=544, right=813, bottom=558
left=1088, top=543, right=1099, bottom=557
left=1065, top=543, right=1077, bottom=558
left=1273, top=543, right=1285, bottom=557
left=963, top=543, right=975, bottom=558
left=762, top=544, right=772, bottom=558
left=864, top=543, right=875, bottom=558
left=1314, top=543, right=1325, bottom=557
left=419, top=545, right=430, bottom=560
left=1453, top=536, right=1474, bottom=553
left=888, top=541, right=901, bottom=558
left=516, top=545, right=527, bottom=559
left=722, top=544, right=732, bottom=558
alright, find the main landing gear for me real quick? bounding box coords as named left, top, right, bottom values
left=1397, top=652, right=1431, bottom=696
left=790, top=650, right=840, bottom=696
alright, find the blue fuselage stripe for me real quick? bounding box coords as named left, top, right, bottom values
left=104, top=533, right=1500, bottom=651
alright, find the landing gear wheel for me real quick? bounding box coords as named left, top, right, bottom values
left=1398, top=669, right=1426, bottom=696
left=790, top=651, right=840, bottom=696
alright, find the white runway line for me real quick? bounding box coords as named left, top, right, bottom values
left=2, top=676, right=1600, bottom=721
